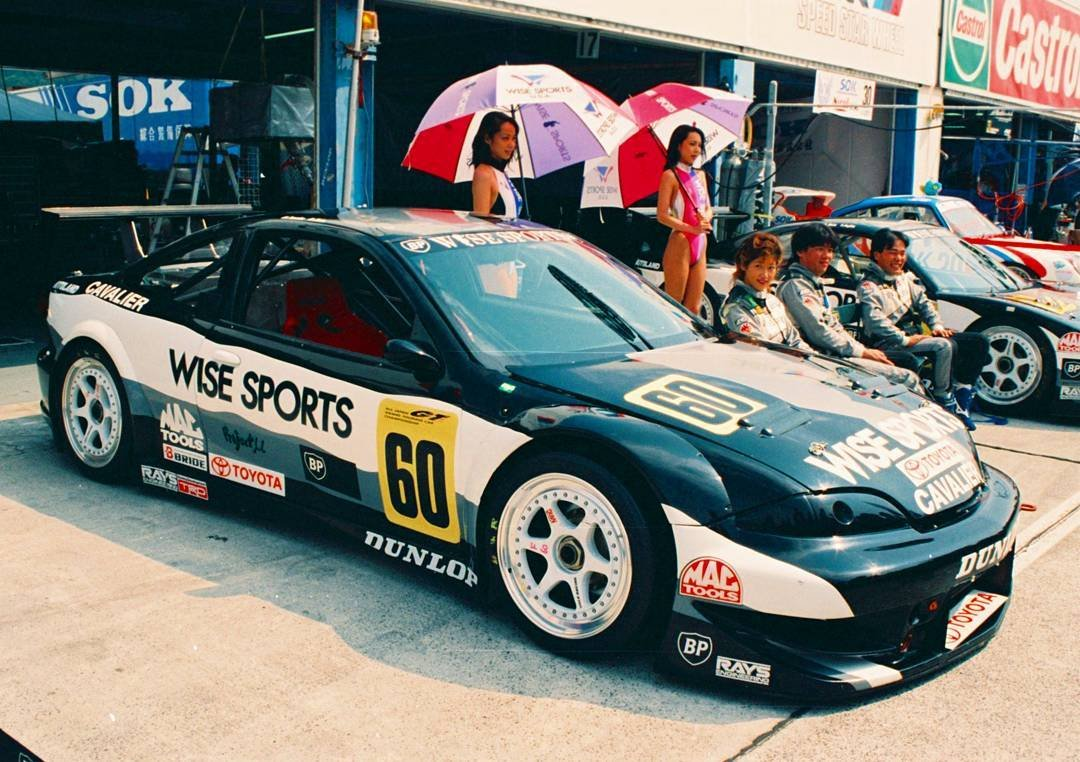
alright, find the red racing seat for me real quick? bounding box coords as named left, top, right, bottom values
left=283, top=277, right=388, bottom=357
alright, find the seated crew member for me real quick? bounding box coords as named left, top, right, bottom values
left=776, top=222, right=920, bottom=390
left=858, top=227, right=991, bottom=430
left=720, top=232, right=807, bottom=349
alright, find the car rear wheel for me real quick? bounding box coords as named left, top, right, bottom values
left=57, top=347, right=132, bottom=481
left=975, top=323, right=1053, bottom=413
left=484, top=452, right=662, bottom=653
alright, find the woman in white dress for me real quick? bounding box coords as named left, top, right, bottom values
left=471, top=112, right=523, bottom=218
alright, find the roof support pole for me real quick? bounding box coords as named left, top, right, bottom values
left=315, top=0, right=374, bottom=210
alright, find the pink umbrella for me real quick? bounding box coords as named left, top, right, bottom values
left=581, top=84, right=752, bottom=209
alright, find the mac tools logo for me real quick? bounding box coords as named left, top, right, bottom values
left=944, top=0, right=992, bottom=89
left=160, top=403, right=205, bottom=453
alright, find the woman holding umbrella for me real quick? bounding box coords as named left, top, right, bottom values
left=470, top=111, right=523, bottom=217
left=657, top=125, right=713, bottom=314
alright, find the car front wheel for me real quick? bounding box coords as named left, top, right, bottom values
left=484, top=452, right=663, bottom=654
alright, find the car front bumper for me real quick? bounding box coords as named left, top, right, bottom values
left=656, top=465, right=1020, bottom=698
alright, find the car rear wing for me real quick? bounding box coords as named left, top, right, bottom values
left=42, top=204, right=253, bottom=263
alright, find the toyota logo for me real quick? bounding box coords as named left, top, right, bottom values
left=210, top=456, right=231, bottom=477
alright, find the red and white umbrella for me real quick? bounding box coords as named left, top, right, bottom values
left=581, top=84, right=752, bottom=208
left=402, top=64, right=637, bottom=183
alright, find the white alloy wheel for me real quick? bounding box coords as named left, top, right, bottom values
left=497, top=472, right=634, bottom=640
left=61, top=356, right=124, bottom=468
left=977, top=325, right=1044, bottom=405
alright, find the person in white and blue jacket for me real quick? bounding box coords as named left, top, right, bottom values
left=858, top=227, right=991, bottom=430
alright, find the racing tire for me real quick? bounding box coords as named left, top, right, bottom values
left=659, top=280, right=720, bottom=330
left=1004, top=264, right=1037, bottom=285
left=974, top=321, right=1055, bottom=414
left=482, top=452, right=664, bottom=655
left=54, top=345, right=133, bottom=482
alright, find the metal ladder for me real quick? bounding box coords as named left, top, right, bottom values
left=149, top=127, right=241, bottom=252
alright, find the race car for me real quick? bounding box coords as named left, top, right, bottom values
left=720, top=219, right=1080, bottom=414
left=831, top=194, right=1080, bottom=290
left=38, top=208, right=1018, bottom=697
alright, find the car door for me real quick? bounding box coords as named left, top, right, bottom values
left=190, top=224, right=467, bottom=543
left=128, top=228, right=244, bottom=478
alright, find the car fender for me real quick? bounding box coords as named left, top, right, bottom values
left=56, top=315, right=139, bottom=383
left=507, top=405, right=738, bottom=527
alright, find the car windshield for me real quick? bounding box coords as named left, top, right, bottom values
left=906, top=230, right=1019, bottom=294
left=939, top=200, right=1002, bottom=237
left=397, top=233, right=710, bottom=367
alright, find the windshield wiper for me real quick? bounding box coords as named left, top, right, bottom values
left=547, top=265, right=653, bottom=351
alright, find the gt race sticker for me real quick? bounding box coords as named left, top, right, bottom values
left=376, top=400, right=461, bottom=544
left=624, top=374, right=765, bottom=436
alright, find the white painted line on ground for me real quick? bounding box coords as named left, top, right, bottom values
left=1016, top=488, right=1080, bottom=574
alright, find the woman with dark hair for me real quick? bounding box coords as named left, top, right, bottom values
left=656, top=124, right=712, bottom=313
left=470, top=111, right=523, bottom=218
left=720, top=232, right=807, bottom=348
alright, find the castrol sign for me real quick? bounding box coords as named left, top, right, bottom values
left=943, top=0, right=1080, bottom=111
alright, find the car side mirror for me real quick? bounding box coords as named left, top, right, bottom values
left=385, top=339, right=442, bottom=382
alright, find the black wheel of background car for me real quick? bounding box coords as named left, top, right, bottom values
left=1004, top=264, right=1037, bottom=284
left=659, top=280, right=721, bottom=329
left=974, top=322, right=1054, bottom=413
left=482, top=452, right=663, bottom=654
left=55, top=345, right=133, bottom=481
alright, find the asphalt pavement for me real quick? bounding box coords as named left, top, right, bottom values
left=0, top=353, right=1077, bottom=760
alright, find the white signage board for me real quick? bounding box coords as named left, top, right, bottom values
left=427, top=0, right=939, bottom=85
left=813, top=70, right=876, bottom=121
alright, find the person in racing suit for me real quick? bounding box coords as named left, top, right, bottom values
left=721, top=232, right=807, bottom=347
left=776, top=222, right=920, bottom=390
left=858, top=227, right=991, bottom=430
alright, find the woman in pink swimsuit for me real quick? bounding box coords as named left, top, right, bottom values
left=656, top=125, right=712, bottom=315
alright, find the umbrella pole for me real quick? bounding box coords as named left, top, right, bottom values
left=512, top=105, right=531, bottom=219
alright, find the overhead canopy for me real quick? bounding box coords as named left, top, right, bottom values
left=0, top=0, right=312, bottom=82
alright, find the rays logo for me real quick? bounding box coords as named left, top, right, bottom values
left=594, top=165, right=612, bottom=182
left=511, top=73, right=545, bottom=87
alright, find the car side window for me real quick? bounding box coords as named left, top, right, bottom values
left=840, top=207, right=877, bottom=219
left=137, top=234, right=237, bottom=318
left=877, top=205, right=936, bottom=225
left=235, top=232, right=415, bottom=359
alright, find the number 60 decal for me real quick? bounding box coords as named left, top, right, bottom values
left=376, top=400, right=461, bottom=543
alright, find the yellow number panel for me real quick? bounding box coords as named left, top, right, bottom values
left=376, top=400, right=461, bottom=543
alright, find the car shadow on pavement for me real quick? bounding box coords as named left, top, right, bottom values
left=0, top=412, right=801, bottom=724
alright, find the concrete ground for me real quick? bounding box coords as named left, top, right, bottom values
left=0, top=352, right=1077, bottom=761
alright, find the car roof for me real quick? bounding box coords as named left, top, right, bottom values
left=768, top=218, right=943, bottom=235
left=261, top=207, right=555, bottom=240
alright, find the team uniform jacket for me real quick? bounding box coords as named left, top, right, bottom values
left=776, top=263, right=864, bottom=358
left=721, top=281, right=808, bottom=350
left=858, top=261, right=943, bottom=349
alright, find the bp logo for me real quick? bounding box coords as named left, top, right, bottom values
left=944, top=0, right=991, bottom=89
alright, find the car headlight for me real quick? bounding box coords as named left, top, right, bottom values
left=731, top=492, right=909, bottom=537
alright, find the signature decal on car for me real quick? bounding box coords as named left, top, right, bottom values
left=376, top=400, right=461, bottom=544
left=624, top=374, right=765, bottom=436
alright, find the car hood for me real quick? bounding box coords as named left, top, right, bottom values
left=991, top=287, right=1080, bottom=319
left=510, top=340, right=983, bottom=518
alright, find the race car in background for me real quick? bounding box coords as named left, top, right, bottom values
left=39, top=209, right=1018, bottom=697
left=712, top=219, right=1080, bottom=414
left=831, top=194, right=1080, bottom=290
